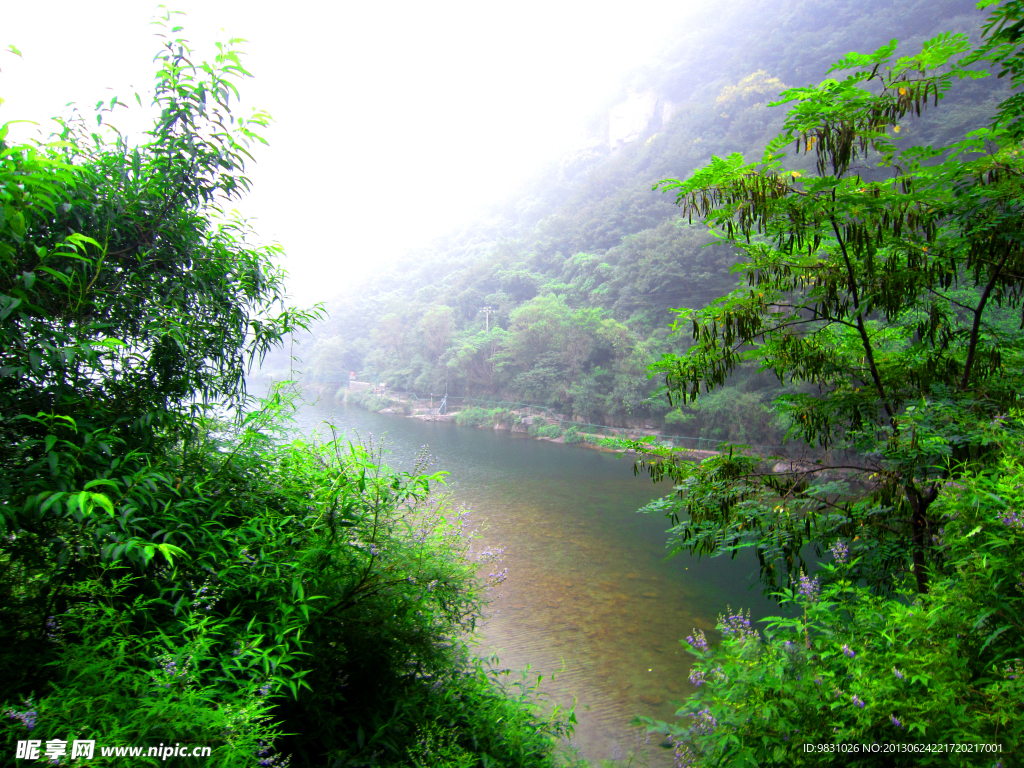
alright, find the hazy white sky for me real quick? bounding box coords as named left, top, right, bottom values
left=3, top=1, right=703, bottom=305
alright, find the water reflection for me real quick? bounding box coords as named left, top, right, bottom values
left=293, top=395, right=771, bottom=764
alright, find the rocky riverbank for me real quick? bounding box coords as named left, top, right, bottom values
left=337, top=384, right=719, bottom=461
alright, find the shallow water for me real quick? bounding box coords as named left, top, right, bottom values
left=294, top=395, right=771, bottom=764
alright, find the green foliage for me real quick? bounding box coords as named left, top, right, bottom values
left=631, top=6, right=1024, bottom=764
left=7, top=575, right=282, bottom=767
left=641, top=427, right=1024, bottom=766
left=562, top=425, right=583, bottom=444
left=0, top=22, right=577, bottom=767
left=347, top=387, right=395, bottom=412
left=528, top=423, right=563, bottom=439
left=978, top=0, right=1024, bottom=135
left=1, top=391, right=578, bottom=766
left=660, top=386, right=781, bottom=445
left=453, top=406, right=511, bottom=428
left=631, top=8, right=1024, bottom=594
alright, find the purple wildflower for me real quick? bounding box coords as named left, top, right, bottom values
left=44, top=616, right=63, bottom=643
left=1001, top=511, right=1021, bottom=529
left=890, top=714, right=902, bottom=728
left=797, top=571, right=820, bottom=602
left=476, top=546, right=506, bottom=564
left=254, top=741, right=291, bottom=768
left=829, top=539, right=849, bottom=564
left=842, top=644, right=855, bottom=659
left=689, top=668, right=705, bottom=687
left=672, top=742, right=697, bottom=768
left=685, top=629, right=709, bottom=652
left=1004, top=660, right=1023, bottom=680
left=719, top=607, right=758, bottom=642
left=691, top=708, right=717, bottom=736
left=852, top=694, right=865, bottom=708
left=5, top=701, right=37, bottom=730
left=893, top=666, right=904, bottom=680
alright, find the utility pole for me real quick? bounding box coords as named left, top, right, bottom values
left=480, top=305, right=493, bottom=332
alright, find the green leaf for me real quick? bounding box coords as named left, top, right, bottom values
left=156, top=543, right=187, bottom=565
left=90, top=492, right=115, bottom=516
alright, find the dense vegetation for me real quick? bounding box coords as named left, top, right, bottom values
left=625, top=1, right=1024, bottom=763
left=7, top=1, right=1024, bottom=766
left=295, top=0, right=1009, bottom=444
left=0, top=21, right=577, bottom=767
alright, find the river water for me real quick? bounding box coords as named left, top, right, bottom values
left=294, top=395, right=771, bottom=765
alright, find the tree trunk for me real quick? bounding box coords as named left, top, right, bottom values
left=905, top=483, right=938, bottom=594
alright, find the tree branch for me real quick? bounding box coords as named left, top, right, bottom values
left=829, top=213, right=896, bottom=425
left=960, top=243, right=1012, bottom=390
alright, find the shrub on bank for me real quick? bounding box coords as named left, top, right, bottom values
left=642, top=430, right=1024, bottom=766
left=528, top=423, right=563, bottom=439
left=562, top=425, right=582, bottom=444
left=453, top=406, right=510, bottom=428
left=1, top=390, right=581, bottom=767
left=347, top=387, right=395, bottom=412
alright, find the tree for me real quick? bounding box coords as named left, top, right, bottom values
left=373, top=312, right=408, bottom=360
left=0, top=20, right=578, bottom=766
left=418, top=304, right=455, bottom=361
left=0, top=17, right=322, bottom=761
left=629, top=2, right=1024, bottom=594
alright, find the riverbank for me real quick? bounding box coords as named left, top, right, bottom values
left=336, top=384, right=721, bottom=462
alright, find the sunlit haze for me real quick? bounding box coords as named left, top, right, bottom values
left=3, top=0, right=706, bottom=306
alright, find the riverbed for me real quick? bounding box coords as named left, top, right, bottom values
left=294, top=394, right=771, bottom=765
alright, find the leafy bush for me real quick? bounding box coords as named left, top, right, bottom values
left=663, top=408, right=697, bottom=428
left=562, top=425, right=583, bottom=444
left=347, top=388, right=394, bottom=412
left=453, top=406, right=507, bottom=427
left=0, top=24, right=578, bottom=768
left=528, top=422, right=563, bottom=439
left=2, top=392, right=579, bottom=765
left=643, top=428, right=1024, bottom=766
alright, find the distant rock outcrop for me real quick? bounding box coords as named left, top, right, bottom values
left=608, top=90, right=679, bottom=152
left=608, top=90, right=658, bottom=151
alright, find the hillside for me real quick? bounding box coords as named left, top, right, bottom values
left=287, top=0, right=1005, bottom=443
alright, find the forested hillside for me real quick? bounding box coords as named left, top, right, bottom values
left=293, top=0, right=1005, bottom=443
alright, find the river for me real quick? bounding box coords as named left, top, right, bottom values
left=294, top=394, right=772, bottom=765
